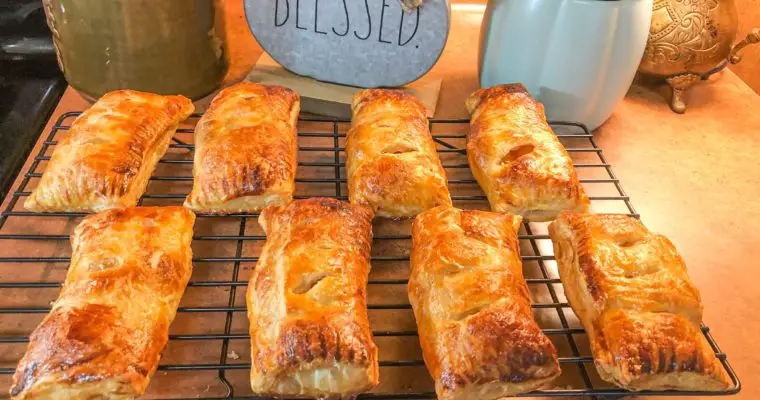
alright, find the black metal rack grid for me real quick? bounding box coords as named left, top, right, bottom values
left=0, top=112, right=740, bottom=399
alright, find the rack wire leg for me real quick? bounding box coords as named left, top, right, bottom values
left=216, top=217, right=248, bottom=398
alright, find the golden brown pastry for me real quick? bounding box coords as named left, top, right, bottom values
left=10, top=206, right=195, bottom=399
left=347, top=89, right=451, bottom=218
left=25, top=90, right=194, bottom=212
left=549, top=212, right=732, bottom=391
left=409, top=206, right=561, bottom=400
left=184, top=82, right=300, bottom=214
left=466, top=84, right=589, bottom=222
left=247, top=198, right=379, bottom=397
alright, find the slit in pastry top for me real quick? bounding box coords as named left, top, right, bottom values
left=465, top=84, right=589, bottom=222
left=185, top=82, right=300, bottom=214
left=24, top=90, right=194, bottom=212
left=347, top=89, right=452, bottom=218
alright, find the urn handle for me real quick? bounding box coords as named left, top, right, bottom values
left=729, top=28, right=760, bottom=65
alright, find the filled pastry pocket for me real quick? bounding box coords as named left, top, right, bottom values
left=25, top=90, right=194, bottom=212
left=185, top=82, right=300, bottom=214
left=408, top=206, right=561, bottom=399
left=465, top=84, right=589, bottom=221
left=346, top=89, right=452, bottom=218
left=247, top=198, right=379, bottom=398
left=549, top=212, right=732, bottom=391
left=10, top=206, right=195, bottom=399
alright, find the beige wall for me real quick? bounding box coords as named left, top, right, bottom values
left=730, top=0, right=760, bottom=94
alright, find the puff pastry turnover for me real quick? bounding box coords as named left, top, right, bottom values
left=185, top=82, right=300, bottom=214
left=466, top=84, right=588, bottom=221
left=247, top=198, right=379, bottom=397
left=10, top=206, right=195, bottom=400
left=347, top=89, right=451, bottom=218
left=549, top=212, right=732, bottom=391
left=25, top=90, right=194, bottom=212
left=409, top=206, right=561, bottom=400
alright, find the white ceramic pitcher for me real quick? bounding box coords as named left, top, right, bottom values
left=478, top=0, right=652, bottom=130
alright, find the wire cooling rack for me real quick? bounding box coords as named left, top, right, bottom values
left=0, top=112, right=740, bottom=398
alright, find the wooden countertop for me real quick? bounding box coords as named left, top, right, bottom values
left=2, top=1, right=758, bottom=398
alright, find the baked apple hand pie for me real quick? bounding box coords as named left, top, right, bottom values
left=409, top=206, right=561, bottom=399
left=466, top=84, right=588, bottom=221
left=347, top=89, right=451, bottom=218
left=549, top=212, right=732, bottom=391
left=25, top=90, right=194, bottom=212
left=10, top=206, right=195, bottom=399
left=185, top=82, right=300, bottom=214
left=247, top=198, right=378, bottom=398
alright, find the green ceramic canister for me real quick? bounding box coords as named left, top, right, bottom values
left=43, top=0, right=228, bottom=100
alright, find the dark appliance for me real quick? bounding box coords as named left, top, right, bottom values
left=0, top=1, right=66, bottom=200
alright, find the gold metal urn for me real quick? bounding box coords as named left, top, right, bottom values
left=639, top=0, right=759, bottom=113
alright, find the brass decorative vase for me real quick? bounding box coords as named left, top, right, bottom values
left=638, top=0, right=759, bottom=113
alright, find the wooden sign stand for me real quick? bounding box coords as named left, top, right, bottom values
left=246, top=53, right=442, bottom=118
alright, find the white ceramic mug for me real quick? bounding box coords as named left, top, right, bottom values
left=478, top=0, right=653, bottom=130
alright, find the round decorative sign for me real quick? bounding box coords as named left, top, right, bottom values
left=245, top=0, right=450, bottom=88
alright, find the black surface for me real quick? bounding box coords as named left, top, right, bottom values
left=0, top=68, right=65, bottom=201
left=0, top=0, right=66, bottom=201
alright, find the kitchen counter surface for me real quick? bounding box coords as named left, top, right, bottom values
left=2, top=1, right=759, bottom=399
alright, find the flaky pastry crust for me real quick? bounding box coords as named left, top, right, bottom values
left=549, top=213, right=732, bottom=391
left=465, top=84, right=588, bottom=221
left=184, top=83, right=300, bottom=214
left=347, top=89, right=451, bottom=218
left=409, top=206, right=560, bottom=400
left=10, top=207, right=195, bottom=399
left=247, top=198, right=379, bottom=398
left=25, top=90, right=194, bottom=212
